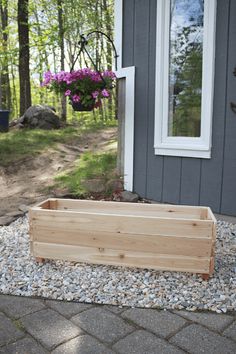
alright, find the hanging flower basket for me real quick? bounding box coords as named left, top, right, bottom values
left=41, top=68, right=116, bottom=111
left=71, top=100, right=95, bottom=112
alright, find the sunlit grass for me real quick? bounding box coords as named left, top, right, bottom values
left=55, top=151, right=119, bottom=197
left=0, top=117, right=117, bottom=167
left=0, top=127, right=79, bottom=166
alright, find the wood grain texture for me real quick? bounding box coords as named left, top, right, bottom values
left=31, top=227, right=212, bottom=257
left=32, top=242, right=211, bottom=274
left=30, top=199, right=216, bottom=275
left=31, top=209, right=213, bottom=238
left=55, top=199, right=208, bottom=218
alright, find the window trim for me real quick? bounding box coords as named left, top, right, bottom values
left=154, top=0, right=217, bottom=159
left=114, top=0, right=135, bottom=191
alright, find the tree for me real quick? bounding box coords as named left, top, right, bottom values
left=0, top=0, right=115, bottom=119
left=18, top=0, right=31, bottom=116
left=0, top=0, right=11, bottom=109
left=169, top=2, right=204, bottom=137
left=57, top=0, right=66, bottom=121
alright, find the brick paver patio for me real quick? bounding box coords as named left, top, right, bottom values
left=0, top=294, right=235, bottom=353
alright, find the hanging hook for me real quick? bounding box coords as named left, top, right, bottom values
left=70, top=34, right=87, bottom=72
left=70, top=30, right=119, bottom=72
left=86, top=30, right=119, bottom=71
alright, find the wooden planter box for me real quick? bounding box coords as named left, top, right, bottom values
left=29, top=198, right=216, bottom=279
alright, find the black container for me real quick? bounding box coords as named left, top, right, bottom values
left=71, top=101, right=94, bottom=112
left=0, top=110, right=10, bottom=132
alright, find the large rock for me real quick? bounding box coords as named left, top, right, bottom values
left=81, top=178, right=106, bottom=194
left=22, top=105, right=60, bottom=130
left=120, top=191, right=139, bottom=202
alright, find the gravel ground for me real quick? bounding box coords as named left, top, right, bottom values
left=0, top=216, right=235, bottom=313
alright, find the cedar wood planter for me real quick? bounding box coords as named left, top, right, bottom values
left=29, top=198, right=216, bottom=279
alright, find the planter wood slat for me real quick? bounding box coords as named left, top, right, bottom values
left=33, top=242, right=212, bottom=274
left=29, top=198, right=216, bottom=278
left=31, top=228, right=212, bottom=257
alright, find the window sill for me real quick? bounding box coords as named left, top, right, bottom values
left=154, top=147, right=211, bottom=159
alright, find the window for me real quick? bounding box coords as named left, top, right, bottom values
left=154, top=0, right=216, bottom=158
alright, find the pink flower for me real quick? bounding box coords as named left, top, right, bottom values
left=65, top=89, right=71, bottom=96
left=101, top=89, right=110, bottom=98
left=72, top=94, right=80, bottom=102
left=102, top=70, right=116, bottom=79
left=92, top=91, right=99, bottom=99
left=41, top=71, right=53, bottom=86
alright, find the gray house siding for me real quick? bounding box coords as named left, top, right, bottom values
left=122, top=0, right=236, bottom=216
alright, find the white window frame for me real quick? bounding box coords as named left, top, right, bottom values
left=154, top=0, right=217, bottom=158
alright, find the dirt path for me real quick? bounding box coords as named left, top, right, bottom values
left=0, top=127, right=117, bottom=218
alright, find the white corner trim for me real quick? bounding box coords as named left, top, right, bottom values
left=116, top=67, right=135, bottom=191
left=115, top=0, right=135, bottom=191
left=154, top=0, right=217, bottom=159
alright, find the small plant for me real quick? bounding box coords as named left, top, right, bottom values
left=41, top=68, right=116, bottom=110
left=55, top=151, right=123, bottom=198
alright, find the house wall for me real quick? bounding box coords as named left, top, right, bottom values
left=122, top=0, right=236, bottom=216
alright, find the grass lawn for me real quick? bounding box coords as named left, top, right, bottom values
left=0, top=127, right=79, bottom=166
left=0, top=119, right=117, bottom=167
left=54, top=151, right=119, bottom=197
left=0, top=119, right=119, bottom=199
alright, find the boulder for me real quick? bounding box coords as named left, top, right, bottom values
left=22, top=105, right=60, bottom=130
left=106, top=179, right=124, bottom=193
left=119, top=191, right=139, bottom=202
left=81, top=178, right=106, bottom=194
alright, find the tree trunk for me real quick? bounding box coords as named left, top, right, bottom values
left=0, top=0, right=11, bottom=110
left=57, top=0, right=67, bottom=122
left=18, top=0, right=31, bottom=116
left=103, top=0, right=113, bottom=118
left=10, top=57, right=18, bottom=116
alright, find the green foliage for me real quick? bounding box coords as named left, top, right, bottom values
left=0, top=0, right=115, bottom=120
left=169, top=3, right=204, bottom=138
left=0, top=126, right=79, bottom=166
left=0, top=114, right=117, bottom=167
left=55, top=151, right=118, bottom=197
left=43, top=69, right=115, bottom=108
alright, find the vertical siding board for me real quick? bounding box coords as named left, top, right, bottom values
left=162, top=157, right=181, bottom=204
left=122, top=0, right=135, bottom=67
left=146, top=0, right=164, bottom=201
left=132, top=0, right=150, bottom=196
left=200, top=0, right=230, bottom=212
left=122, top=0, right=235, bottom=214
left=221, top=0, right=236, bottom=215
left=180, top=159, right=201, bottom=205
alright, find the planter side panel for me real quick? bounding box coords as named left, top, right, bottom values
left=30, top=204, right=215, bottom=275
left=30, top=209, right=213, bottom=238
left=31, top=228, right=213, bottom=258
left=32, top=242, right=211, bottom=274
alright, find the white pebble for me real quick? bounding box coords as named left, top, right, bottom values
left=0, top=216, right=235, bottom=313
